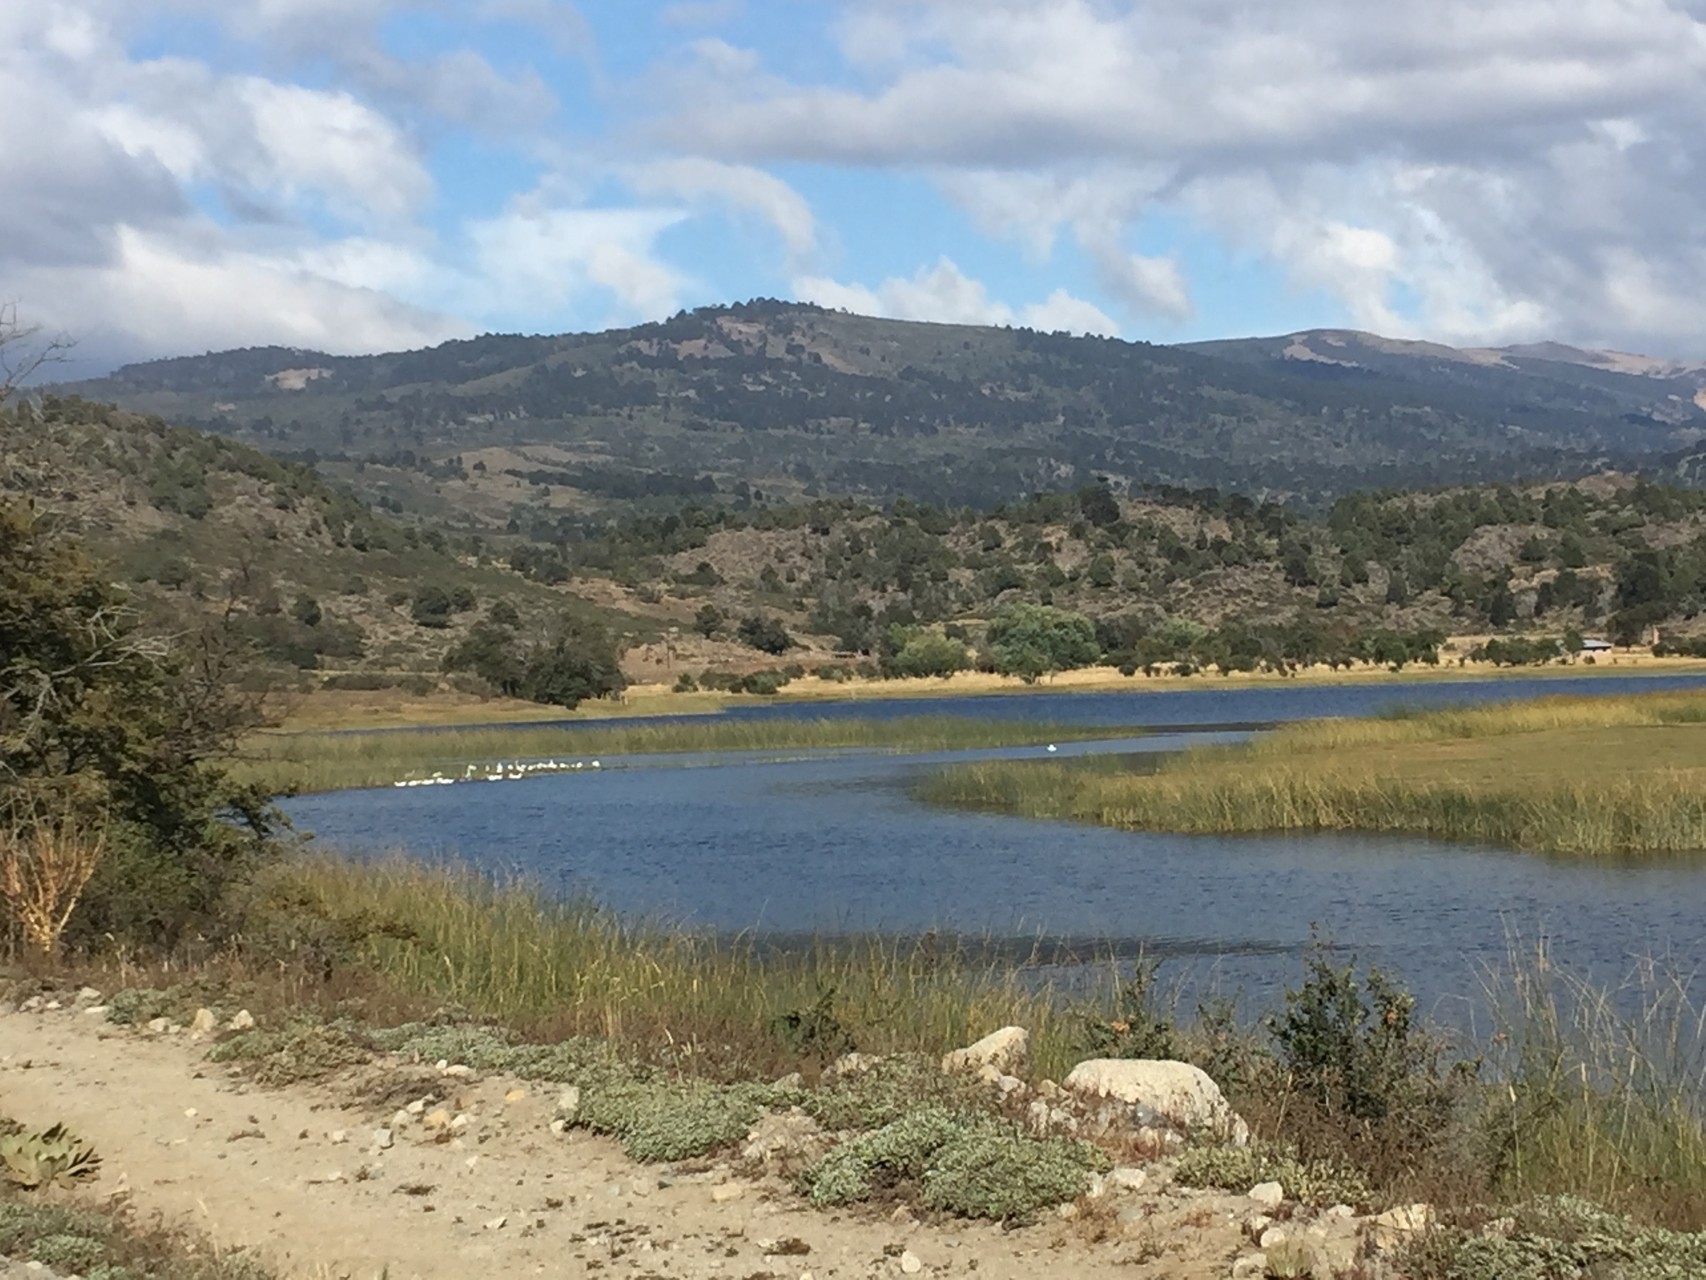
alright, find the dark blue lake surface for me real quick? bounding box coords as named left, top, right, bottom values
left=287, top=674, right=1706, bottom=1018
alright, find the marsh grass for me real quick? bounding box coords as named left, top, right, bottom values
left=236, top=716, right=1139, bottom=794
left=252, top=854, right=1101, bottom=1080
left=923, top=692, right=1706, bottom=857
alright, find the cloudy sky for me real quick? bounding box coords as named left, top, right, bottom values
left=9, top=0, right=1706, bottom=373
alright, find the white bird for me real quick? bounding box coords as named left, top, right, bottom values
left=590, top=760, right=601, bottom=770
left=1046, top=744, right=1058, bottom=753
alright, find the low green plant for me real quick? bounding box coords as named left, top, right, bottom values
left=1173, top=1141, right=1374, bottom=1210
left=768, top=985, right=855, bottom=1058
left=1069, top=958, right=1176, bottom=1061
left=0, top=1124, right=100, bottom=1190
left=802, top=1055, right=990, bottom=1131
left=1404, top=1196, right=1706, bottom=1280
left=571, top=1079, right=795, bottom=1163
left=802, top=1106, right=1107, bottom=1220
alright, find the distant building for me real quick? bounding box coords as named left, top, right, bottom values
left=1579, top=638, right=1614, bottom=653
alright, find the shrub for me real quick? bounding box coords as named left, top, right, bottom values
left=737, top=614, right=793, bottom=655
left=573, top=1079, right=793, bottom=1163
left=1069, top=959, right=1176, bottom=1061
left=1173, top=1141, right=1373, bottom=1209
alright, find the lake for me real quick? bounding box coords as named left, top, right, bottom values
left=286, top=673, right=1706, bottom=1021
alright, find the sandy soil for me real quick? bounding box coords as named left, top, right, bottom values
left=0, top=1004, right=1293, bottom=1280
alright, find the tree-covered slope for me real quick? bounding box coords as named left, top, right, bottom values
left=58, top=302, right=1706, bottom=515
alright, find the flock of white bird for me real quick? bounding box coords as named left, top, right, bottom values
left=391, top=759, right=602, bottom=788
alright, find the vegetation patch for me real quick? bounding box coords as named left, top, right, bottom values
left=1173, top=1141, right=1374, bottom=1210
left=1406, top=1197, right=1706, bottom=1280
left=924, top=692, right=1706, bottom=857
left=207, top=1022, right=371, bottom=1086
left=801, top=1106, right=1108, bottom=1221
left=571, top=1078, right=797, bottom=1163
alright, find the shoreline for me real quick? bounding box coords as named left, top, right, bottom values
left=276, top=652, right=1706, bottom=733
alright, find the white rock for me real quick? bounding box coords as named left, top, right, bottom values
left=1369, top=1202, right=1434, bottom=1251
left=711, top=1182, right=746, bottom=1203
left=899, top=1250, right=924, bottom=1274
left=189, top=1007, right=218, bottom=1036
left=76, top=986, right=103, bottom=1004
left=942, top=1026, right=1030, bottom=1077
left=549, top=1118, right=568, bottom=1135
left=1230, top=1255, right=1267, bottom=1280
left=483, top=1215, right=507, bottom=1231
left=373, top=1128, right=394, bottom=1150
left=741, top=1108, right=831, bottom=1174
left=1258, top=1226, right=1289, bottom=1250
left=630, top=1176, right=657, bottom=1197
left=556, top=1086, right=582, bottom=1116
left=146, top=1016, right=171, bottom=1034
left=83, top=1006, right=109, bottom=1017
left=1063, top=1059, right=1249, bottom=1144
left=227, top=1009, right=256, bottom=1031
left=442, top=1063, right=476, bottom=1080
left=328, top=1129, right=349, bottom=1145
left=1108, top=1166, right=1148, bottom=1193
left=406, top=1099, right=427, bottom=1116
left=391, top=1109, right=412, bottom=1129
left=1248, top=1180, right=1284, bottom=1209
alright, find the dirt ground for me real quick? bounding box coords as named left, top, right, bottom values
left=0, top=1003, right=1304, bottom=1280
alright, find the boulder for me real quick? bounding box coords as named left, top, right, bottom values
left=1062, top=1059, right=1249, bottom=1145
left=942, top=1026, right=1030, bottom=1077
left=1368, top=1202, right=1434, bottom=1252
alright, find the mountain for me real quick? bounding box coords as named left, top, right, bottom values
left=56, top=303, right=1706, bottom=522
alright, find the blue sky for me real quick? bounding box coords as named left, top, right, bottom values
left=7, top=1, right=1706, bottom=371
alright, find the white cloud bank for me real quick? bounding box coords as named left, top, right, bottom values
left=796, top=258, right=1121, bottom=335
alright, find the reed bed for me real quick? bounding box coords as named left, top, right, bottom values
left=923, top=692, right=1706, bottom=858
left=237, top=716, right=1136, bottom=795
left=261, top=854, right=1098, bottom=1080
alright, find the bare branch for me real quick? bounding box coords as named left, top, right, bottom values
left=0, top=302, right=76, bottom=406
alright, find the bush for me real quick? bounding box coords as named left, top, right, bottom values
left=1173, top=1141, right=1373, bottom=1209
left=737, top=614, right=793, bottom=655
left=573, top=1079, right=793, bottom=1163
left=1266, top=935, right=1458, bottom=1128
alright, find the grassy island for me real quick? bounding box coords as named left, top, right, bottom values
left=922, top=692, right=1706, bottom=858
left=237, top=715, right=1140, bottom=794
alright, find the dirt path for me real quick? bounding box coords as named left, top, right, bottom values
left=0, top=1004, right=1289, bottom=1280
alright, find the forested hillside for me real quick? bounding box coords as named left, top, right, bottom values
left=60, top=302, right=1706, bottom=516
left=0, top=397, right=645, bottom=697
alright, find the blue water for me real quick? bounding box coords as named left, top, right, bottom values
left=286, top=674, right=1706, bottom=1019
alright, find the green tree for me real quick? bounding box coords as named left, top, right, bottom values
left=693, top=603, right=724, bottom=638
left=291, top=595, right=323, bottom=628
left=887, top=629, right=970, bottom=678
left=410, top=584, right=454, bottom=628
left=737, top=613, right=793, bottom=655
left=987, top=603, right=1100, bottom=682
left=0, top=504, right=276, bottom=948
left=518, top=617, right=627, bottom=708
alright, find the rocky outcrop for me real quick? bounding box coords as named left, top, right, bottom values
left=1062, top=1059, right=1250, bottom=1146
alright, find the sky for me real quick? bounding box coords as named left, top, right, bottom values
left=7, top=0, right=1706, bottom=375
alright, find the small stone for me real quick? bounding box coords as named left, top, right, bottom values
left=391, top=1109, right=412, bottom=1129
left=146, top=1016, right=171, bottom=1033
left=423, top=1109, right=451, bottom=1131
left=899, top=1250, right=924, bottom=1275
left=1258, top=1226, right=1289, bottom=1250
left=710, top=1182, right=745, bottom=1203
left=406, top=1099, right=427, bottom=1115
left=328, top=1129, right=348, bottom=1144
left=19, top=996, right=42, bottom=1012
left=373, top=1128, right=394, bottom=1150
left=442, top=1063, right=476, bottom=1080
left=1324, top=1203, right=1354, bottom=1219
left=1230, top=1255, right=1267, bottom=1280
left=84, top=1005, right=109, bottom=1017
left=556, top=1086, right=581, bottom=1116
left=76, top=986, right=103, bottom=1004
left=227, top=1009, right=256, bottom=1031
left=503, top=1087, right=528, bottom=1104
left=184, top=1108, right=198, bottom=1119
left=1247, top=1180, right=1284, bottom=1209
left=548, top=1118, right=567, bottom=1135
left=189, top=1007, right=218, bottom=1036
left=43, top=999, right=62, bottom=1011
left=1083, top=1172, right=1107, bottom=1199
left=1056, top=1202, right=1079, bottom=1219
left=630, top=1176, right=657, bottom=1197
left=483, top=1215, right=507, bottom=1231
left=448, top=1113, right=470, bottom=1133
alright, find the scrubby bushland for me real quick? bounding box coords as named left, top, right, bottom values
left=0, top=503, right=280, bottom=950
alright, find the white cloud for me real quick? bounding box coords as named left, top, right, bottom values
left=18, top=224, right=470, bottom=369
left=652, top=0, right=1706, bottom=352
left=466, top=203, right=692, bottom=324
left=795, top=258, right=1120, bottom=336
left=626, top=157, right=817, bottom=265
